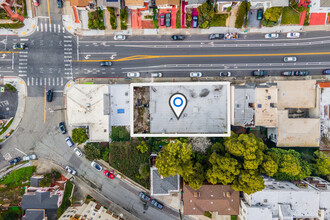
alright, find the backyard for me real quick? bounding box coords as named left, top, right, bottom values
left=281, top=6, right=300, bottom=25
left=88, top=8, right=105, bottom=30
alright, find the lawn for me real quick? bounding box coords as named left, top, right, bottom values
left=57, top=181, right=74, bottom=218
left=281, top=7, right=300, bottom=25
left=210, top=14, right=228, bottom=27
left=0, top=166, right=36, bottom=187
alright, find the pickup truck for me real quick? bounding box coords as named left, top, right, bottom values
left=224, top=32, right=239, bottom=40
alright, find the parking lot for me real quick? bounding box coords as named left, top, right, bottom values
left=0, top=88, right=18, bottom=119
left=248, top=9, right=261, bottom=28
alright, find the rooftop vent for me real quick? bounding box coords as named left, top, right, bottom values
left=193, top=192, right=200, bottom=198
left=226, top=192, right=231, bottom=198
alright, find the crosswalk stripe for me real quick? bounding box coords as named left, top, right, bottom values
left=36, top=78, right=38, bottom=86
left=64, top=36, right=72, bottom=38
left=40, top=78, right=42, bottom=85
left=44, top=78, right=46, bottom=85
left=49, top=24, right=52, bottom=32
left=27, top=77, right=29, bottom=86
left=54, top=24, right=56, bottom=32
left=64, top=52, right=72, bottom=55
left=20, top=38, right=29, bottom=41
left=63, top=27, right=65, bottom=33
left=31, top=77, right=34, bottom=86
left=37, top=26, right=39, bottom=31
left=40, top=24, right=43, bottom=32
left=61, top=77, right=63, bottom=86
left=45, top=24, right=47, bottom=32
left=48, top=78, right=51, bottom=86
left=53, top=78, right=55, bottom=86
left=58, top=24, right=60, bottom=33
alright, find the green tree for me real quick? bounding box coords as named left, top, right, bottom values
left=137, top=141, right=148, bottom=154
left=186, top=162, right=205, bottom=190
left=155, top=140, right=194, bottom=179
left=312, top=151, right=330, bottom=176
left=84, top=142, right=102, bottom=161
left=72, top=128, right=88, bottom=144
left=102, top=147, right=110, bottom=162
left=261, top=155, right=278, bottom=176
left=232, top=170, right=265, bottom=195
left=264, top=7, right=283, bottom=22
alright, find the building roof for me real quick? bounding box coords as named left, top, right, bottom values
left=183, top=184, right=239, bottom=215
left=255, top=84, right=277, bottom=127
left=233, top=84, right=256, bottom=127
left=155, top=0, right=180, bottom=6
left=67, top=0, right=93, bottom=7
left=22, top=209, right=45, bottom=220
left=321, top=0, right=330, bottom=7
left=188, top=0, right=207, bottom=4
left=30, top=175, right=44, bottom=187
left=98, top=0, right=120, bottom=7
left=125, top=0, right=144, bottom=6
left=150, top=167, right=180, bottom=196
left=66, top=84, right=110, bottom=142
left=249, top=0, right=288, bottom=7
left=110, top=84, right=130, bottom=126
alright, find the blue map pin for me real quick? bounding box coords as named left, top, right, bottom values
left=169, top=93, right=187, bottom=120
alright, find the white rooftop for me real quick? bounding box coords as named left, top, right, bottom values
left=110, top=84, right=130, bottom=126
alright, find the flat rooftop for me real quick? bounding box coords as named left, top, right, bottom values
left=130, top=82, right=230, bottom=137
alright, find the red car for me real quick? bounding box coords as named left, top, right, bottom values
left=33, top=0, right=39, bottom=6
left=103, top=170, right=115, bottom=179
left=160, top=14, right=165, bottom=26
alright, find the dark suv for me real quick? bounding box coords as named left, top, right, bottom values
left=46, top=90, right=53, bottom=102
left=57, top=0, right=62, bottom=8
left=252, top=70, right=266, bottom=77
left=59, top=122, right=66, bottom=134
left=9, top=157, right=21, bottom=165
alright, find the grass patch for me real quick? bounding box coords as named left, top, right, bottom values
left=109, top=141, right=149, bottom=188
left=1, top=207, right=22, bottom=219
left=5, top=84, right=17, bottom=92
left=231, top=216, right=237, bottom=220
left=281, top=7, right=300, bottom=25
left=152, top=8, right=159, bottom=29
left=210, top=14, right=228, bottom=27
left=204, top=211, right=212, bottom=218
left=57, top=181, right=73, bottom=218
left=23, top=0, right=27, bottom=17
left=0, top=118, right=14, bottom=136
left=110, top=126, right=130, bottom=141
left=72, top=128, right=88, bottom=144
left=0, top=166, right=36, bottom=188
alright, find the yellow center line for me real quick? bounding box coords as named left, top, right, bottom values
left=47, top=0, right=51, bottom=24
left=0, top=51, right=19, bottom=53
left=72, top=51, right=330, bottom=63
left=44, top=86, right=46, bottom=124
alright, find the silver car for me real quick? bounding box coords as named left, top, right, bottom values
left=284, top=57, right=297, bottom=62
left=91, top=161, right=103, bottom=171
left=65, top=165, right=77, bottom=175
left=114, top=35, right=126, bottom=41
left=127, top=72, right=140, bottom=78
left=74, top=147, right=82, bottom=157
left=151, top=73, right=162, bottom=77
left=265, top=33, right=279, bottom=39
left=190, top=72, right=202, bottom=77
left=22, top=154, right=37, bottom=161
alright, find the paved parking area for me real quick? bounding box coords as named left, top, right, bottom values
left=0, top=89, right=18, bottom=119
left=248, top=9, right=261, bottom=28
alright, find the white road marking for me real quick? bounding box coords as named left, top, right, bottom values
left=49, top=24, right=52, bottom=32
left=63, top=27, right=65, bottom=33
left=36, top=78, right=38, bottom=86
left=58, top=24, right=60, bottom=33
left=53, top=78, right=55, bottom=86
left=45, top=23, right=47, bottom=32
left=18, top=74, right=27, bottom=77
left=64, top=35, right=72, bottom=38
left=31, top=77, right=34, bottom=86
left=64, top=52, right=72, bottom=55
left=40, top=78, right=42, bottom=85
left=44, top=78, right=46, bottom=85
left=64, top=48, right=72, bottom=51
left=61, top=77, right=63, bottom=86
left=54, top=24, right=56, bottom=32
left=48, top=78, right=50, bottom=85
left=27, top=77, right=30, bottom=86
left=40, top=24, right=43, bottom=32
left=15, top=148, right=27, bottom=156
left=79, top=52, right=117, bottom=55
left=20, top=38, right=29, bottom=41
left=57, top=77, right=59, bottom=85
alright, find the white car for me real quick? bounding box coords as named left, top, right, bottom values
left=284, top=57, right=297, bottom=62
left=74, top=147, right=82, bottom=157
left=151, top=73, right=162, bottom=77
left=114, top=35, right=126, bottom=41
left=22, top=154, right=37, bottom=161
left=265, top=33, right=279, bottom=39
left=287, top=32, right=300, bottom=38
left=91, top=161, right=103, bottom=171
left=190, top=72, right=202, bottom=77
left=65, top=165, right=77, bottom=175
left=127, top=72, right=140, bottom=78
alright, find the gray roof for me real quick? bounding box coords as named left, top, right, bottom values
left=150, top=167, right=180, bottom=196
left=30, top=176, right=43, bottom=187
left=21, top=191, right=59, bottom=211
left=98, top=0, right=120, bottom=7
left=22, top=209, right=45, bottom=220
left=188, top=0, right=207, bottom=4
left=249, top=0, right=288, bottom=7
left=321, top=0, right=330, bottom=7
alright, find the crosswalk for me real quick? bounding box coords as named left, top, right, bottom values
left=37, top=23, right=65, bottom=33
left=18, top=38, right=29, bottom=75
left=26, top=77, right=67, bottom=86
left=63, top=35, right=73, bottom=80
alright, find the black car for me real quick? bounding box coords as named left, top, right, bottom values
left=59, top=122, right=66, bottom=134
left=209, top=34, right=224, bottom=40
left=252, top=70, right=266, bottom=77
left=139, top=192, right=151, bottom=201
left=295, top=71, right=309, bottom=76
left=171, top=35, right=185, bottom=41
left=57, top=0, right=62, bottom=8
left=151, top=199, right=163, bottom=209
left=99, top=61, right=112, bottom=67
left=9, top=157, right=21, bottom=165
left=46, top=90, right=53, bottom=102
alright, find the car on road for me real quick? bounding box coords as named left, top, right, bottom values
left=104, top=170, right=115, bottom=179
left=284, top=57, right=297, bottom=62
left=265, top=33, right=279, bottom=39
left=257, top=8, right=263, bottom=20
left=59, top=122, right=66, bottom=134
left=114, top=35, right=126, bottom=41
left=190, top=72, right=202, bottom=77
left=323, top=69, right=330, bottom=75
left=65, top=137, right=74, bottom=148
left=9, top=157, right=21, bottom=165
left=46, top=90, right=53, bottom=102
left=91, top=161, right=103, bottom=171
left=139, top=192, right=151, bottom=201
left=151, top=199, right=163, bottom=209
left=287, top=32, right=300, bottom=38
left=13, top=43, right=26, bottom=50
left=252, top=70, right=266, bottom=77
left=171, top=35, right=185, bottom=41
left=208, top=34, right=224, bottom=40
left=99, top=61, right=112, bottom=67
left=65, top=165, right=77, bottom=175
left=160, top=14, right=165, bottom=26
left=295, top=70, right=309, bottom=76
left=281, top=71, right=295, bottom=76
left=192, top=16, right=198, bottom=28
left=74, top=147, right=82, bottom=157
left=57, top=0, right=62, bottom=8
left=22, top=154, right=37, bottom=161
left=220, top=72, right=231, bottom=77
left=127, top=72, right=140, bottom=78
left=165, top=13, right=171, bottom=27
left=151, top=73, right=162, bottom=77
left=33, top=0, right=39, bottom=6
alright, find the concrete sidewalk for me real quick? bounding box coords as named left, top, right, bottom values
left=0, top=17, right=37, bottom=36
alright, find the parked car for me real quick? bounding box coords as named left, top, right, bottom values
left=281, top=71, right=295, bottom=76
left=13, top=43, right=26, bottom=50
left=57, top=0, right=62, bottom=8
left=323, top=69, right=330, bottom=75
left=65, top=165, right=77, bottom=175
left=190, top=72, right=202, bottom=77
left=33, top=0, right=39, bottom=6
left=171, top=35, right=185, bottom=40
left=59, top=122, right=66, bottom=134
left=165, top=13, right=171, bottom=27
left=65, top=137, right=74, bottom=148
left=252, top=70, right=266, bottom=77
left=22, top=154, right=37, bottom=161
left=99, top=61, right=112, bottom=66
left=74, top=147, right=82, bottom=157
left=91, top=161, right=103, bottom=171
left=284, top=57, right=297, bottom=62
left=192, top=16, right=198, bottom=28
left=104, top=170, right=115, bottom=179
left=220, top=72, right=231, bottom=77
left=151, top=73, right=162, bottom=77
left=9, top=157, right=21, bottom=165
left=160, top=14, right=165, bottom=26
left=257, top=8, right=263, bottom=20
left=151, top=199, right=163, bottom=209
left=265, top=33, right=279, bottom=39
left=208, top=33, right=224, bottom=40
left=46, top=90, right=53, bottom=102
left=139, top=192, right=151, bottom=201
left=287, top=32, right=300, bottom=38
left=127, top=72, right=140, bottom=78
left=114, top=35, right=126, bottom=41
left=295, top=71, right=309, bottom=76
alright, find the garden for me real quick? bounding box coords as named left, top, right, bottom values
left=88, top=8, right=105, bottom=30
left=196, top=3, right=228, bottom=28
left=120, top=8, right=128, bottom=30
left=108, top=7, right=117, bottom=30
left=262, top=7, right=283, bottom=27
left=235, top=1, right=250, bottom=28
left=281, top=6, right=300, bottom=25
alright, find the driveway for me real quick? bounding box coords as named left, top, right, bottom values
left=248, top=9, right=261, bottom=28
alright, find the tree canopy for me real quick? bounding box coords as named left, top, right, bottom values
left=84, top=142, right=102, bottom=161
left=312, top=150, right=330, bottom=177
left=264, top=7, right=283, bottom=22
left=72, top=128, right=88, bottom=144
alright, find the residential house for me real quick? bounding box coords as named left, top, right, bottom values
left=22, top=209, right=47, bottom=220
left=183, top=184, right=240, bottom=216
left=66, top=0, right=93, bottom=7
left=150, top=167, right=180, bottom=196
left=249, top=0, right=288, bottom=10
left=125, top=0, right=146, bottom=9
left=156, top=0, right=179, bottom=9
left=238, top=176, right=330, bottom=220
left=216, top=0, right=243, bottom=12
left=98, top=0, right=120, bottom=9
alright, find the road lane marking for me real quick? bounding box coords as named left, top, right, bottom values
left=18, top=74, right=27, bottom=77
left=47, top=0, right=51, bottom=24
left=15, top=148, right=27, bottom=156
left=44, top=86, right=46, bottom=123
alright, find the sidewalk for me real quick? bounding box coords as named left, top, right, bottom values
left=0, top=76, right=27, bottom=143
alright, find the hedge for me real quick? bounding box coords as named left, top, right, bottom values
left=235, top=2, right=250, bottom=28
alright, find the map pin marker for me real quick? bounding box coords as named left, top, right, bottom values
left=169, top=93, right=187, bottom=120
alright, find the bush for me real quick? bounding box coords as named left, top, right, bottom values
left=298, top=6, right=305, bottom=13
left=0, top=22, right=24, bottom=29
left=186, top=14, right=192, bottom=28
left=88, top=8, right=105, bottom=30
left=120, top=8, right=128, bottom=30
left=204, top=211, right=212, bottom=218
left=176, top=7, right=181, bottom=28
left=136, top=141, right=148, bottom=153
left=108, top=7, right=117, bottom=30
left=227, top=7, right=232, bottom=12
left=152, top=8, right=159, bottom=29
left=40, top=170, right=61, bottom=187
left=235, top=2, right=248, bottom=28
left=57, top=181, right=73, bottom=218
left=304, top=7, right=310, bottom=25
left=263, top=7, right=282, bottom=22
left=262, top=19, right=278, bottom=27
left=110, top=126, right=130, bottom=142
left=5, top=84, right=17, bottom=92
left=210, top=14, right=228, bottom=27
left=84, top=142, right=102, bottom=161
left=72, top=128, right=88, bottom=144
left=0, top=117, right=14, bottom=136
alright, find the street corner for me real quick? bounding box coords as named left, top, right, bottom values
left=63, top=80, right=75, bottom=94
left=17, top=18, right=38, bottom=37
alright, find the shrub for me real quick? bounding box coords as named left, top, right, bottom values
left=227, top=7, right=232, bottom=12
left=120, top=8, right=128, bottom=30
left=186, top=14, right=192, bottom=28
left=204, top=211, right=212, bottom=218
left=152, top=8, right=159, bottom=29
left=108, top=7, right=117, bottom=30
left=88, top=8, right=105, bottom=30
left=72, top=128, right=88, bottom=144
left=176, top=7, right=181, bottom=28
left=235, top=2, right=248, bottom=28
left=263, top=7, right=282, bottom=22
left=210, top=14, right=228, bottom=27
left=57, top=181, right=74, bottom=218
left=0, top=22, right=24, bottom=29
left=84, top=142, right=102, bottom=161
left=110, top=126, right=130, bottom=142
left=40, top=170, right=61, bottom=187
left=298, top=6, right=305, bottom=13
left=5, top=84, right=17, bottom=92
left=137, top=141, right=148, bottom=153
